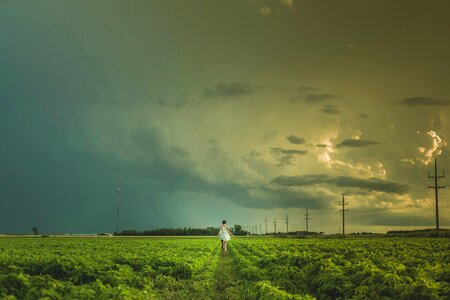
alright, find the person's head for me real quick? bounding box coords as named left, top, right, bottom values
left=222, top=220, right=226, bottom=224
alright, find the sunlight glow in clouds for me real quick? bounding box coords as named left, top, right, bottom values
left=418, top=130, right=447, bottom=165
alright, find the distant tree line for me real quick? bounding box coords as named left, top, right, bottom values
left=387, top=228, right=450, bottom=238
left=116, top=225, right=249, bottom=236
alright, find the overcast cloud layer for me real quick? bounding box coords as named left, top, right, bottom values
left=1, top=0, right=449, bottom=234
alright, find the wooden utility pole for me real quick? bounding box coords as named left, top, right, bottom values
left=304, top=209, right=311, bottom=232
left=338, top=194, right=348, bottom=235
left=273, top=219, right=277, bottom=234
left=285, top=214, right=290, bottom=234
left=428, top=158, right=445, bottom=237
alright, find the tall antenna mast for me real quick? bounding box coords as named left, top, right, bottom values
left=116, top=186, right=120, bottom=234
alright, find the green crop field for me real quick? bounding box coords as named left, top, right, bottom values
left=0, top=237, right=448, bottom=299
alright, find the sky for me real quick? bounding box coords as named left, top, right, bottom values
left=1, top=0, right=450, bottom=234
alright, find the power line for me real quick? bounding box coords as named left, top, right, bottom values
left=428, top=157, right=445, bottom=237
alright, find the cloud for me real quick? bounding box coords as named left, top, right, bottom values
left=304, top=93, right=340, bottom=103
left=362, top=213, right=434, bottom=226
left=273, top=174, right=409, bottom=194
left=280, top=0, right=295, bottom=12
left=203, top=82, right=258, bottom=99
left=286, top=135, right=305, bottom=144
left=297, top=86, right=319, bottom=93
left=336, top=139, right=380, bottom=148
left=290, top=86, right=340, bottom=103
left=271, top=148, right=308, bottom=155
left=395, top=96, right=450, bottom=107
left=270, top=147, right=308, bottom=165
left=259, top=5, right=271, bottom=15
left=221, top=183, right=333, bottom=209
left=157, top=96, right=199, bottom=108
left=254, top=0, right=296, bottom=15
left=359, top=114, right=368, bottom=119
left=417, top=130, right=447, bottom=165
left=322, top=104, right=340, bottom=115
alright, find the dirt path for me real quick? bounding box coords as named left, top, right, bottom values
left=212, top=248, right=243, bottom=299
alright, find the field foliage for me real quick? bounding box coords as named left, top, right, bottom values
left=0, top=237, right=448, bottom=299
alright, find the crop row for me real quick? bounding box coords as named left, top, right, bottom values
left=231, top=238, right=450, bottom=300
left=0, top=237, right=219, bottom=299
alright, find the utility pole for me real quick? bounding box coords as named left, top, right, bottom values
left=264, top=218, right=268, bottom=235
left=304, top=209, right=311, bottom=232
left=116, top=186, right=120, bottom=234
left=428, top=157, right=445, bottom=237
left=338, top=194, right=348, bottom=235
left=273, top=219, right=277, bottom=235
left=285, top=214, right=290, bottom=234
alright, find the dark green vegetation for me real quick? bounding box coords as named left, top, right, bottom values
left=232, top=238, right=449, bottom=299
left=117, top=225, right=248, bottom=236
left=0, top=237, right=448, bottom=299
left=386, top=228, right=450, bottom=238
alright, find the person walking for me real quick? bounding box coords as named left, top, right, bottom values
left=218, top=220, right=234, bottom=256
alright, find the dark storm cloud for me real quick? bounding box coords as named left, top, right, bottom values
left=290, top=86, right=340, bottom=103
left=270, top=147, right=308, bottom=165
left=360, top=213, right=434, bottom=227
left=129, top=126, right=200, bottom=184
left=270, top=148, right=308, bottom=155
left=273, top=174, right=409, bottom=194
left=359, top=114, right=368, bottom=119
left=315, top=144, right=329, bottom=148
left=304, top=93, right=340, bottom=103
left=297, top=86, right=319, bottom=93
left=126, top=130, right=325, bottom=210
left=260, top=185, right=332, bottom=209
left=202, top=82, right=258, bottom=99
left=216, top=182, right=332, bottom=210
left=156, top=96, right=200, bottom=108
left=336, top=139, right=380, bottom=148
left=322, top=105, right=340, bottom=115
left=286, top=135, right=305, bottom=144
left=395, top=96, right=450, bottom=107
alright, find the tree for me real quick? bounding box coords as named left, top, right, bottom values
left=232, top=225, right=248, bottom=236
left=31, top=227, right=40, bottom=235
